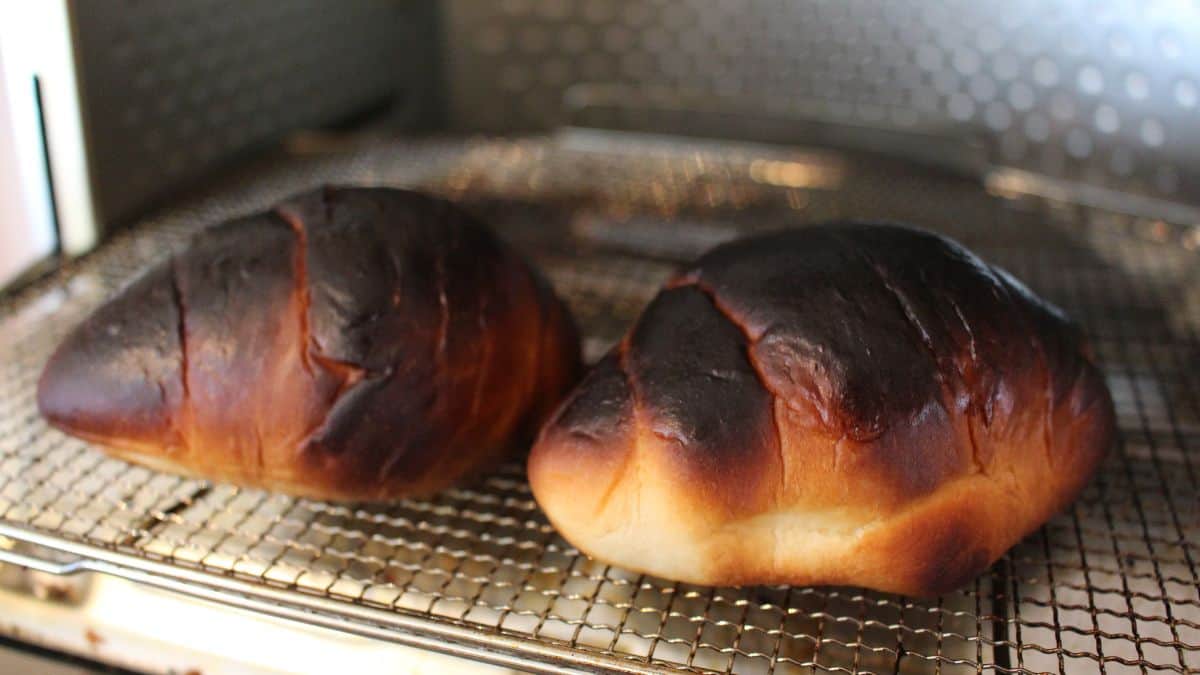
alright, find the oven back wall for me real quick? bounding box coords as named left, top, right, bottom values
left=70, top=0, right=440, bottom=233
left=441, top=0, right=1200, bottom=204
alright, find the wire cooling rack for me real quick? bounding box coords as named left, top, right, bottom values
left=0, top=134, right=1197, bottom=674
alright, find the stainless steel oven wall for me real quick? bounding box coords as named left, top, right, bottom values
left=442, top=0, right=1200, bottom=203
left=71, top=0, right=439, bottom=232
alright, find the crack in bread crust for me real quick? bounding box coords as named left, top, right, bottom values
left=168, top=257, right=190, bottom=452
left=611, top=337, right=644, bottom=521
left=272, top=207, right=315, bottom=376
left=273, top=204, right=370, bottom=458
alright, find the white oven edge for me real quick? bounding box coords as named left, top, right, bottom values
left=0, top=0, right=99, bottom=276
left=0, top=569, right=519, bottom=675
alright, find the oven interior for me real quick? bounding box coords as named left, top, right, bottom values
left=1, top=2, right=1199, bottom=674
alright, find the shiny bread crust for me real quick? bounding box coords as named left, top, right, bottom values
left=38, top=187, right=582, bottom=501
left=529, top=223, right=1113, bottom=596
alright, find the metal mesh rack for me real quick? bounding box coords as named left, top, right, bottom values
left=0, top=134, right=1197, bottom=674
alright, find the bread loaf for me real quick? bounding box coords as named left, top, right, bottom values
left=39, top=187, right=581, bottom=500
left=529, top=223, right=1113, bottom=596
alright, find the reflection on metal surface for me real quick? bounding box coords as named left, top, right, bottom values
left=748, top=159, right=843, bottom=190
left=563, top=84, right=986, bottom=178
left=986, top=166, right=1200, bottom=228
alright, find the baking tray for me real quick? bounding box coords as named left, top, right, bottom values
left=1, top=133, right=1197, bottom=674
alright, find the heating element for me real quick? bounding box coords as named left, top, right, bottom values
left=0, top=133, right=1197, bottom=674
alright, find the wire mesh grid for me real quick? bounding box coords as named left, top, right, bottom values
left=0, top=135, right=1197, bottom=674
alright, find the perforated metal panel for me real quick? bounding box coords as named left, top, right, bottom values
left=0, top=134, right=1198, bottom=673
left=442, top=0, right=1200, bottom=202
left=71, top=0, right=435, bottom=228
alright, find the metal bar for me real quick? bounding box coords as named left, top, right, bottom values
left=0, top=521, right=656, bottom=674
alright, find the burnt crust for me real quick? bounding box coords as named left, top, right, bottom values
left=625, top=286, right=781, bottom=515
left=39, top=187, right=583, bottom=500
left=37, top=263, right=184, bottom=449
left=528, top=222, right=1114, bottom=595
left=663, top=224, right=1090, bottom=503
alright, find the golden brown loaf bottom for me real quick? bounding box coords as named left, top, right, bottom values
left=529, top=223, right=1113, bottom=596
left=39, top=187, right=582, bottom=501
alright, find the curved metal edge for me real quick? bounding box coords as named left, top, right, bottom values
left=0, top=545, right=86, bottom=575
left=985, top=167, right=1200, bottom=227
left=0, top=522, right=671, bottom=675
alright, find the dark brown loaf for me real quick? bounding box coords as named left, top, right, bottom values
left=529, top=223, right=1113, bottom=596
left=38, top=187, right=582, bottom=501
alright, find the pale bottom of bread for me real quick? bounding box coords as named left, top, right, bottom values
left=547, top=468, right=1055, bottom=596
left=532, top=357, right=1112, bottom=597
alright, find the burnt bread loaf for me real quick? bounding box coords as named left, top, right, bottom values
left=39, top=187, right=582, bottom=501
left=529, top=223, right=1113, bottom=596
